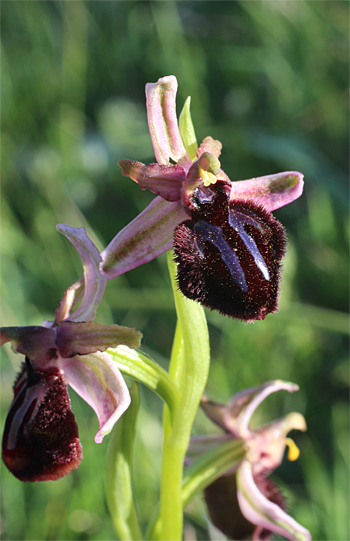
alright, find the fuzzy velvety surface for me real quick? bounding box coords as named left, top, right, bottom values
left=174, top=183, right=286, bottom=321
left=2, top=360, right=82, bottom=482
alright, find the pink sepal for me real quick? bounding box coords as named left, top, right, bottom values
left=0, top=326, right=56, bottom=366
left=146, top=75, right=191, bottom=167
left=197, top=136, right=222, bottom=159
left=101, top=196, right=187, bottom=279
left=230, top=172, right=304, bottom=212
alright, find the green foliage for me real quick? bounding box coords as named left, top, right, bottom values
left=1, top=1, right=348, bottom=539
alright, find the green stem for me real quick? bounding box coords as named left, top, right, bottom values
left=156, top=253, right=210, bottom=540
left=159, top=321, right=186, bottom=540
left=147, top=439, right=246, bottom=539
left=105, top=382, right=143, bottom=541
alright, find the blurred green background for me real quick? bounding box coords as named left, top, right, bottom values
left=1, top=1, right=348, bottom=540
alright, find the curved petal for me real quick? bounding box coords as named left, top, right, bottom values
left=229, top=172, right=304, bottom=212
left=146, top=75, right=191, bottom=167
left=224, top=381, right=299, bottom=440
left=56, top=224, right=107, bottom=322
left=100, top=196, right=188, bottom=279
left=54, top=279, right=84, bottom=324
left=58, top=352, right=131, bottom=444
left=118, top=159, right=185, bottom=201
left=237, top=461, right=311, bottom=541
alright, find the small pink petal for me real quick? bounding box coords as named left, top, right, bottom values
left=54, top=279, right=84, bottom=324
left=250, top=413, right=307, bottom=476
left=230, top=172, right=304, bottom=212
left=196, top=138, right=230, bottom=182
left=58, top=352, right=131, bottom=443
left=237, top=461, right=311, bottom=541
left=118, top=159, right=185, bottom=201
left=56, top=225, right=107, bottom=323
left=197, top=136, right=223, bottom=159
left=146, top=76, right=191, bottom=167
left=100, top=196, right=188, bottom=279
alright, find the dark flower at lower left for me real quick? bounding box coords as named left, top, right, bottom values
left=1, top=225, right=142, bottom=482
left=3, top=358, right=82, bottom=482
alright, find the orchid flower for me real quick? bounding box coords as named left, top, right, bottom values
left=1, top=225, right=142, bottom=482
left=101, top=75, right=304, bottom=320
left=188, top=381, right=311, bottom=541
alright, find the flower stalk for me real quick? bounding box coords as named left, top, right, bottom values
left=156, top=252, right=210, bottom=540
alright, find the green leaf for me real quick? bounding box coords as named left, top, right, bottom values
left=108, top=345, right=180, bottom=418
left=182, top=439, right=245, bottom=507
left=179, top=96, right=198, bottom=161
left=105, top=382, right=143, bottom=541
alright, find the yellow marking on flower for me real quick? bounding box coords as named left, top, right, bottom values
left=200, top=167, right=217, bottom=187
left=285, top=437, right=300, bottom=461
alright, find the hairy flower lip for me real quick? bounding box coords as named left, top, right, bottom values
left=2, top=361, right=83, bottom=482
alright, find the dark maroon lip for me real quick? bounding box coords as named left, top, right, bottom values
left=174, top=182, right=286, bottom=321
left=2, top=359, right=82, bottom=482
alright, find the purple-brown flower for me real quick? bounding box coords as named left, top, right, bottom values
left=1, top=225, right=142, bottom=482
left=101, top=76, right=304, bottom=321
left=188, top=381, right=311, bottom=541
